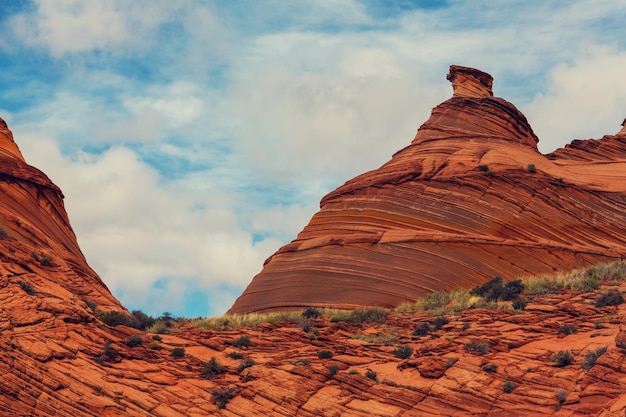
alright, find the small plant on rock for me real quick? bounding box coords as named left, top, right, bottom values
left=413, top=323, right=431, bottom=336
left=201, top=357, right=225, bottom=379
left=503, top=380, right=518, bottom=393
left=211, top=386, right=235, bottom=409
left=232, top=335, right=252, bottom=348
left=318, top=350, right=333, bottom=359
left=237, top=357, right=255, bottom=372
left=482, top=363, right=498, bottom=373
left=228, top=351, right=244, bottom=360
left=552, top=350, right=573, bottom=367
left=365, top=369, right=378, bottom=382
left=527, top=164, right=536, bottom=174
left=595, top=290, right=624, bottom=308
left=557, top=325, right=577, bottom=335
left=393, top=345, right=414, bottom=359
left=17, top=280, right=35, bottom=295
left=170, top=347, right=185, bottom=358
left=555, top=388, right=567, bottom=405
left=149, top=341, right=162, bottom=350
left=432, top=316, right=450, bottom=330
left=464, top=339, right=490, bottom=355
left=327, top=365, right=340, bottom=376
left=125, top=335, right=143, bottom=348
left=581, top=346, right=608, bottom=370
left=301, top=307, right=322, bottom=319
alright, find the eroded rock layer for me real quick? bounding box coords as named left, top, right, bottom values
left=229, top=65, right=626, bottom=314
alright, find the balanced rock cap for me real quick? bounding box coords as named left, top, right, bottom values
left=446, top=65, right=494, bottom=98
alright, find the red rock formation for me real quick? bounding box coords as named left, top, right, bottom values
left=229, top=65, right=626, bottom=314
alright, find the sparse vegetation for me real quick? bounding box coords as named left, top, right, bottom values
left=413, top=323, right=431, bottom=336
left=318, top=350, right=333, bottom=359
left=170, top=347, right=185, bottom=358
left=131, top=310, right=156, bottom=330
left=527, top=164, right=536, bottom=173
left=482, top=363, right=498, bottom=373
left=125, top=335, right=143, bottom=348
left=464, top=339, right=490, bottom=355
left=512, top=297, right=528, bottom=310
left=336, top=307, right=389, bottom=324
left=555, top=388, right=567, bottom=405
left=470, top=277, right=524, bottom=302
left=201, top=357, right=226, bottom=379
left=327, top=364, right=340, bottom=376
left=348, top=369, right=359, bottom=374
left=152, top=335, right=162, bottom=342
left=365, top=369, right=378, bottom=382
left=581, top=346, right=607, bottom=370
left=17, top=280, right=35, bottom=295
left=393, top=345, right=413, bottom=359
left=301, top=307, right=322, bottom=319
left=0, top=228, right=7, bottom=237
left=228, top=351, right=244, bottom=360
left=298, top=318, right=313, bottom=332
left=32, top=252, right=52, bottom=267
left=237, top=357, right=255, bottom=372
left=211, top=386, right=235, bottom=409
left=352, top=332, right=398, bottom=345
left=149, top=341, right=162, bottom=350
left=232, top=335, right=252, bottom=348
left=595, top=290, right=624, bottom=307
left=552, top=350, right=573, bottom=367
left=557, top=325, right=577, bottom=335
left=503, top=381, right=518, bottom=393
left=96, top=340, right=120, bottom=363
left=96, top=310, right=134, bottom=327
left=478, top=165, right=489, bottom=172
left=432, top=316, right=450, bottom=330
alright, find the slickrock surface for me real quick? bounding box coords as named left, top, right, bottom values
left=229, top=65, right=626, bottom=314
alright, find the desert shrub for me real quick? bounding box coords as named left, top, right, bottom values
left=130, top=310, right=155, bottom=330
left=149, top=341, right=162, bottom=350
left=17, top=280, right=35, bottom=295
left=482, top=363, right=498, bottom=373
left=552, top=350, right=573, bottom=367
left=558, top=325, right=577, bottom=335
left=298, top=318, right=313, bottom=333
left=420, top=291, right=451, bottom=310
left=228, top=351, right=244, bottom=359
left=32, top=253, right=52, bottom=266
left=211, top=386, right=235, bottom=409
left=581, top=346, right=608, bottom=370
left=555, top=388, right=567, bottom=404
left=348, top=369, right=359, bottom=374
left=470, top=277, right=523, bottom=302
left=327, top=364, right=340, bottom=376
left=595, top=290, right=624, bottom=307
left=125, top=335, right=143, bottom=348
left=527, top=164, right=536, bottom=173
left=232, top=335, right=252, bottom=348
left=503, top=381, right=518, bottom=393
left=301, top=307, right=322, bottom=319
left=432, top=316, right=450, bottom=330
left=413, top=323, right=431, bottom=336
left=170, top=347, right=185, bottom=358
left=201, top=357, right=226, bottom=379
left=464, top=339, right=490, bottom=355
left=512, top=297, right=528, bottom=310
left=96, top=310, right=133, bottom=327
left=478, top=165, right=489, bottom=172
left=0, top=228, right=7, bottom=236
left=346, top=307, right=388, bottom=324
left=393, top=345, right=414, bottom=359
left=152, top=335, right=162, bottom=342
left=237, top=357, right=255, bottom=372
left=96, top=340, right=120, bottom=363
left=365, top=369, right=378, bottom=382
left=318, top=350, right=333, bottom=359
left=146, top=320, right=169, bottom=334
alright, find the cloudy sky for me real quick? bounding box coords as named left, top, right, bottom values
left=1, top=0, right=625, bottom=317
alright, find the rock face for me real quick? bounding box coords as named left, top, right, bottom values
left=229, top=65, right=626, bottom=314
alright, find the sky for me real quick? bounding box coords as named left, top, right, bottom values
left=1, top=0, right=625, bottom=318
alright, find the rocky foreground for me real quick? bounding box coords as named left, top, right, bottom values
left=3, top=263, right=626, bottom=416
left=229, top=66, right=626, bottom=314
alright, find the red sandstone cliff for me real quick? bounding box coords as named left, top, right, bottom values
left=229, top=66, right=626, bottom=314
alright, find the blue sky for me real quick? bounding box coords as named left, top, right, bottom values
left=1, top=0, right=626, bottom=317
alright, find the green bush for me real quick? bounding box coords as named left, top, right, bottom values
left=581, top=346, right=607, bottom=370
left=228, top=351, right=244, bottom=359
left=152, top=335, right=162, bottom=342
left=552, top=350, right=573, bottom=367
left=482, top=363, right=498, bottom=373
left=512, top=297, right=528, bottom=310
left=170, top=347, right=185, bottom=358
left=96, top=340, right=120, bottom=363
left=96, top=310, right=134, bottom=327
left=464, top=339, right=490, bottom=355
left=432, top=316, right=450, bottom=330
left=211, top=386, right=235, bottom=409
left=557, top=325, right=577, bottom=335
left=232, top=335, right=252, bottom=348
left=346, top=307, right=388, bottom=324
left=237, top=357, right=255, bottom=372
left=17, top=280, right=35, bottom=295
left=327, top=364, right=340, bottom=376
left=131, top=310, right=155, bottom=330
left=149, top=341, right=162, bottom=350
left=470, top=277, right=524, bottom=301
left=201, top=357, right=226, bottom=379
left=595, top=290, right=624, bottom=307
left=301, top=307, right=322, bottom=319
left=365, top=369, right=378, bottom=382
left=125, top=335, right=143, bottom=348
left=413, top=323, right=431, bottom=336
left=318, top=350, right=333, bottom=359
left=503, top=381, right=517, bottom=393
left=393, top=345, right=414, bottom=359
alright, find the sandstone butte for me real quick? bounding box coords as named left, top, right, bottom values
left=229, top=65, right=626, bottom=315
left=1, top=66, right=626, bottom=417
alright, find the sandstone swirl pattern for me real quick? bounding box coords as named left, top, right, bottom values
left=229, top=66, right=626, bottom=314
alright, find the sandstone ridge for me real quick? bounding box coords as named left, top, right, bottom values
left=229, top=65, right=626, bottom=314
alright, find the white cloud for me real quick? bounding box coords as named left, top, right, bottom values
left=524, top=46, right=626, bottom=152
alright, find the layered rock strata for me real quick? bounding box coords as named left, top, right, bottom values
left=229, top=65, right=626, bottom=314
